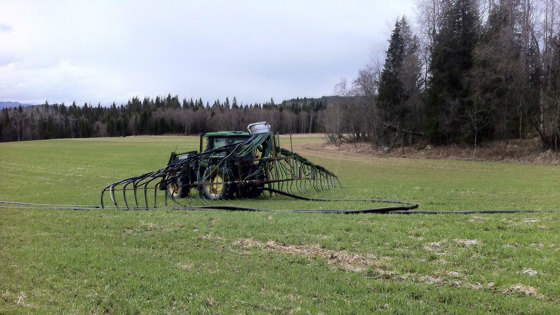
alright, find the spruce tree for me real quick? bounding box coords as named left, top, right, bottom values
left=378, top=19, right=405, bottom=121
left=425, top=0, right=479, bottom=144
left=377, top=17, right=422, bottom=146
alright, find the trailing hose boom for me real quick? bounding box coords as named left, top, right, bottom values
left=101, top=122, right=341, bottom=209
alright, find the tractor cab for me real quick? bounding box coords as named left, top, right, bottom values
left=203, top=131, right=251, bottom=151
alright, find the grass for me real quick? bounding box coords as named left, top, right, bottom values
left=1, top=136, right=559, bottom=313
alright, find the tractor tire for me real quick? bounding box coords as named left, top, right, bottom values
left=199, top=166, right=233, bottom=200
left=166, top=175, right=189, bottom=199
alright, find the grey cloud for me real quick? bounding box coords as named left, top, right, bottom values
left=1, top=0, right=415, bottom=105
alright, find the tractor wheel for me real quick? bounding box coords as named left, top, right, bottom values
left=166, top=176, right=188, bottom=199
left=200, top=167, right=232, bottom=200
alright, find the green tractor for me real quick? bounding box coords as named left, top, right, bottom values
left=165, top=128, right=267, bottom=200
left=101, top=122, right=340, bottom=209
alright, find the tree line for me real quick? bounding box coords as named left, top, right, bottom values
left=324, top=0, right=560, bottom=151
left=0, top=95, right=328, bottom=142
left=2, top=0, right=559, bottom=151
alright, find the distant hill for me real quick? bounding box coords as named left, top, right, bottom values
left=0, top=101, right=36, bottom=109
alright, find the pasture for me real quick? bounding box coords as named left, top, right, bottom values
left=1, top=136, right=559, bottom=313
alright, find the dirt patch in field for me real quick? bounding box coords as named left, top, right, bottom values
left=320, top=139, right=560, bottom=165
left=176, top=262, right=194, bottom=271
left=234, top=238, right=390, bottom=274
left=1, top=290, right=34, bottom=309
left=230, top=238, right=551, bottom=300
left=523, top=268, right=538, bottom=276
left=521, top=218, right=540, bottom=223
left=503, top=284, right=545, bottom=299
left=453, top=239, right=480, bottom=246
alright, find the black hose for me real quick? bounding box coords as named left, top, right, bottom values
left=1, top=199, right=559, bottom=215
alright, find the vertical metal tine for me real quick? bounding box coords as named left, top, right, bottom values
left=312, top=170, right=320, bottom=192
left=270, top=160, right=282, bottom=194
left=142, top=176, right=160, bottom=209
left=328, top=174, right=334, bottom=189
left=282, top=160, right=294, bottom=191
left=302, top=165, right=309, bottom=192
left=319, top=173, right=325, bottom=191
left=101, top=187, right=108, bottom=209
left=280, top=160, right=290, bottom=193
left=273, top=161, right=280, bottom=192
left=300, top=163, right=307, bottom=193
left=122, top=181, right=132, bottom=209
left=310, top=169, right=318, bottom=192
left=292, top=161, right=299, bottom=193
left=164, top=183, right=168, bottom=206
left=294, top=161, right=302, bottom=193
left=310, top=171, right=317, bottom=192
left=142, top=185, right=149, bottom=209
left=110, top=184, right=118, bottom=209
left=286, top=161, right=294, bottom=194
left=274, top=163, right=279, bottom=193
left=296, top=176, right=304, bottom=194
left=319, top=171, right=326, bottom=191
left=132, top=180, right=140, bottom=207
left=197, top=170, right=209, bottom=205
left=278, top=157, right=290, bottom=194
left=153, top=182, right=159, bottom=208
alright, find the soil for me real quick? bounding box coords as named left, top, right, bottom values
left=321, top=138, right=560, bottom=165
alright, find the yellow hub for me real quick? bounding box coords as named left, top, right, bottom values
left=209, top=174, right=224, bottom=197
left=167, top=181, right=181, bottom=198
left=202, top=167, right=227, bottom=199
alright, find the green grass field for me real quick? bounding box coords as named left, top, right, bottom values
left=1, top=136, right=559, bottom=313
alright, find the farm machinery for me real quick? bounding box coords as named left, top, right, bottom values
left=101, top=122, right=341, bottom=209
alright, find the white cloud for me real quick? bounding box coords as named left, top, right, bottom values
left=0, top=60, right=128, bottom=104
left=0, top=0, right=415, bottom=105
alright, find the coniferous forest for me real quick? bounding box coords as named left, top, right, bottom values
left=0, top=96, right=326, bottom=141
left=1, top=0, right=560, bottom=151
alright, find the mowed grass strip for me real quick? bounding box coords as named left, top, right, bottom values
left=1, top=136, right=559, bottom=313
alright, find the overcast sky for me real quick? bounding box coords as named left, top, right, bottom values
left=0, top=0, right=415, bottom=105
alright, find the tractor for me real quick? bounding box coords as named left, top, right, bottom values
left=101, top=122, right=340, bottom=209
left=163, top=128, right=266, bottom=200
